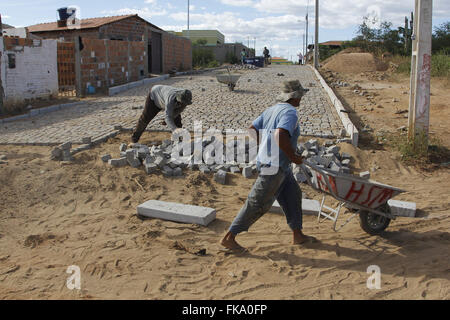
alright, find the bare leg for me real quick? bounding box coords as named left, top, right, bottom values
left=293, top=229, right=318, bottom=245
left=221, top=231, right=246, bottom=251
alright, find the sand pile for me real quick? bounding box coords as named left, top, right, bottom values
left=323, top=52, right=389, bottom=74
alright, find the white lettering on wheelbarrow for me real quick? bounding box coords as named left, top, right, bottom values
left=367, top=265, right=381, bottom=290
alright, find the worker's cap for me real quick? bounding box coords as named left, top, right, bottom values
left=176, top=90, right=193, bottom=105
left=276, top=80, right=309, bottom=102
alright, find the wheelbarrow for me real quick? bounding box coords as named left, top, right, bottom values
left=300, top=161, right=407, bottom=235
left=216, top=68, right=241, bottom=91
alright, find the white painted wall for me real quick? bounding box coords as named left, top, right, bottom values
left=0, top=38, right=58, bottom=109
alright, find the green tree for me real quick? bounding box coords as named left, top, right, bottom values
left=432, top=21, right=450, bottom=53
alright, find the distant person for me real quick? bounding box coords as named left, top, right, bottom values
left=263, top=46, right=270, bottom=65
left=240, top=48, right=247, bottom=65
left=297, top=52, right=304, bottom=65
left=131, top=85, right=193, bottom=143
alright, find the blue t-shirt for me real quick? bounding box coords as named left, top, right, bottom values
left=252, top=103, right=300, bottom=173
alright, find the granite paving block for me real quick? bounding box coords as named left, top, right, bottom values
left=270, top=199, right=321, bottom=215
left=388, top=200, right=416, bottom=218
left=137, top=200, right=216, bottom=226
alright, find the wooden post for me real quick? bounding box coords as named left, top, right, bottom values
left=408, top=0, right=432, bottom=144
left=74, top=35, right=83, bottom=97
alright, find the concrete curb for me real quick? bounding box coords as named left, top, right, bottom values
left=309, top=65, right=359, bottom=146
left=108, top=75, right=171, bottom=96
left=0, top=101, right=83, bottom=125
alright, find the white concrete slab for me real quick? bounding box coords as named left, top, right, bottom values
left=270, top=199, right=321, bottom=216
left=137, top=200, right=216, bottom=226
left=388, top=200, right=416, bottom=218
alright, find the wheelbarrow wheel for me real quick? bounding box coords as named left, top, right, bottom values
left=359, top=206, right=391, bottom=235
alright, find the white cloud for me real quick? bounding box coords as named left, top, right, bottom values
left=221, top=0, right=256, bottom=6
left=145, top=0, right=157, bottom=4
left=102, top=7, right=168, bottom=19
left=2, top=15, right=11, bottom=19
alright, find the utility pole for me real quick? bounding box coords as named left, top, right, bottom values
left=314, top=0, right=319, bottom=69
left=187, top=0, right=190, bottom=40
left=0, top=14, right=3, bottom=114
left=408, top=0, right=432, bottom=145
left=305, top=12, right=309, bottom=63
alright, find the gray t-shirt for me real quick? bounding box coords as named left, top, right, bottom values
left=150, top=85, right=187, bottom=131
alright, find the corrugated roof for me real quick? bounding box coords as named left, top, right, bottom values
left=28, top=14, right=162, bottom=32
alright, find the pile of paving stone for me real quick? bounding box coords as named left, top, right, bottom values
left=228, top=64, right=259, bottom=71
left=101, top=137, right=353, bottom=186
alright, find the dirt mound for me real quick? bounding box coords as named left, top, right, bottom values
left=323, top=52, right=389, bottom=74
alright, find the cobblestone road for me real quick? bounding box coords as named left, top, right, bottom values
left=0, top=65, right=344, bottom=145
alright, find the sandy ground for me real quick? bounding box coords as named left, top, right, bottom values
left=1, top=63, right=449, bottom=300
left=0, top=124, right=449, bottom=299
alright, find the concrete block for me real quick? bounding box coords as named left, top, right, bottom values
left=155, top=156, right=167, bottom=168
left=144, top=155, right=155, bottom=165
left=341, top=153, right=352, bottom=160
left=271, top=199, right=321, bottom=215
left=199, top=165, right=211, bottom=174
left=82, top=137, right=92, bottom=145
left=388, top=200, right=416, bottom=218
left=51, top=147, right=62, bottom=160
left=162, top=166, right=173, bottom=177
left=230, top=166, right=241, bottom=174
left=109, top=157, right=128, bottom=167
left=128, top=157, right=141, bottom=168
left=329, top=162, right=341, bottom=173
left=101, top=154, right=112, bottom=163
left=243, top=166, right=253, bottom=178
left=137, top=200, right=216, bottom=226
left=120, top=143, right=128, bottom=152
left=326, top=145, right=340, bottom=155
left=145, top=163, right=158, bottom=174
left=214, top=170, right=227, bottom=185
left=62, top=149, right=74, bottom=161
left=359, top=171, right=370, bottom=179
left=341, top=159, right=351, bottom=166
left=173, top=167, right=183, bottom=177
left=60, top=142, right=72, bottom=150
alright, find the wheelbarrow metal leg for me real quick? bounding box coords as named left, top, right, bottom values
left=317, top=195, right=357, bottom=232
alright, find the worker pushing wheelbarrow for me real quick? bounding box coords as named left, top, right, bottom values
left=300, top=161, right=410, bottom=235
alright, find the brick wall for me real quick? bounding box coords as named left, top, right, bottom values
left=99, top=16, right=146, bottom=41
left=162, top=33, right=192, bottom=73
left=79, top=38, right=145, bottom=94
left=33, top=29, right=99, bottom=42
left=0, top=38, right=58, bottom=110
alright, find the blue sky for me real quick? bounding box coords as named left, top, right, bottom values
left=1, top=0, right=449, bottom=60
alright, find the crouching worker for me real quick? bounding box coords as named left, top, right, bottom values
left=131, top=85, right=193, bottom=143
left=221, top=80, right=318, bottom=251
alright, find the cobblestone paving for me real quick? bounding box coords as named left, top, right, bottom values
left=0, top=65, right=344, bottom=145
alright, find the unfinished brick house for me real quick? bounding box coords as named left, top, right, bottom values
left=27, top=14, right=192, bottom=95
